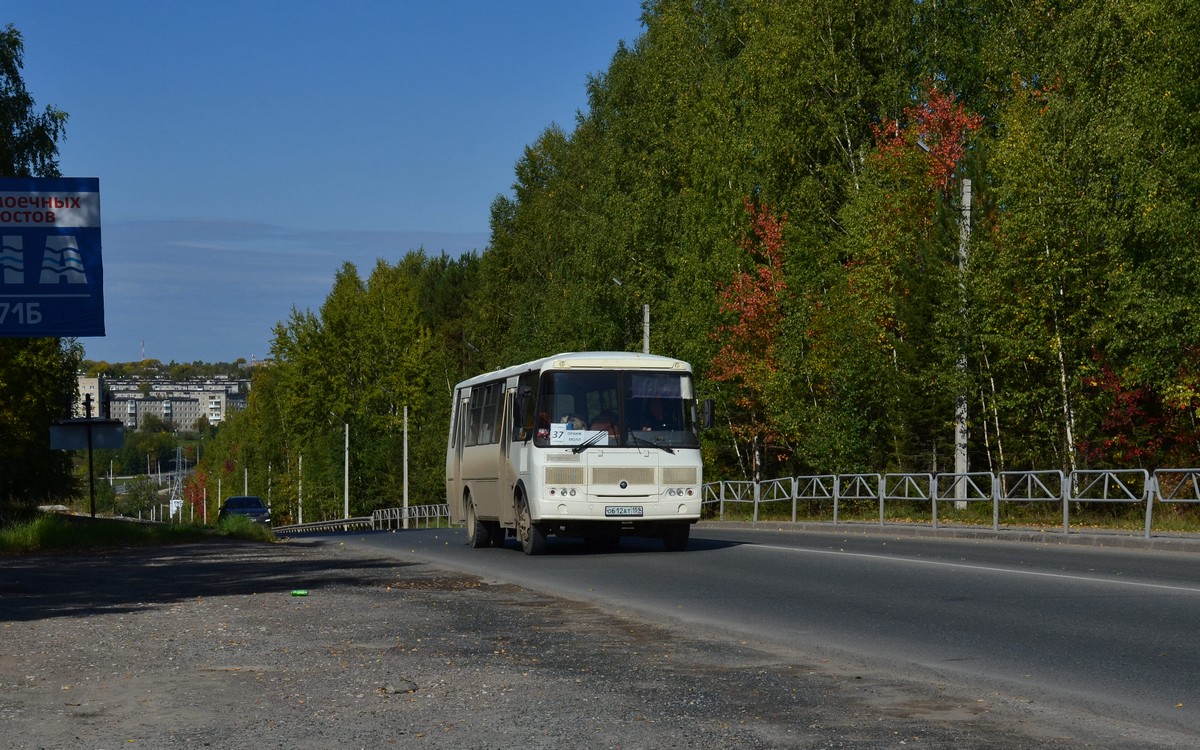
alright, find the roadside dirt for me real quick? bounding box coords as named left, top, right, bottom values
left=0, top=538, right=1136, bottom=748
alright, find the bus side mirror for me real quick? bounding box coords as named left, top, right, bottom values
left=702, top=399, right=714, bottom=429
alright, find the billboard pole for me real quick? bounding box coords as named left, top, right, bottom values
left=85, top=395, right=96, bottom=517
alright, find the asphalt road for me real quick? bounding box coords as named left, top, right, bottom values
left=337, top=523, right=1200, bottom=744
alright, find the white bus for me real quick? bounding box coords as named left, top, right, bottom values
left=446, top=351, right=705, bottom=554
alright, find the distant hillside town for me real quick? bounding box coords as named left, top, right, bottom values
left=75, top=361, right=257, bottom=431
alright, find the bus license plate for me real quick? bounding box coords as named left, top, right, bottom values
left=605, top=505, right=643, bottom=517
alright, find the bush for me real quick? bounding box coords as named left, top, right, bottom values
left=0, top=513, right=274, bottom=555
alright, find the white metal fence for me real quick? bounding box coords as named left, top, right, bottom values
left=702, top=468, right=1200, bottom=539
left=277, top=473, right=1200, bottom=540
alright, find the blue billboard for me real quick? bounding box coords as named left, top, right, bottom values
left=0, top=177, right=104, bottom=337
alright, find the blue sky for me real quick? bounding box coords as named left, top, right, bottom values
left=5, top=2, right=645, bottom=364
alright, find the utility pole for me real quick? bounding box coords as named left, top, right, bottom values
left=343, top=423, right=350, bottom=519
left=85, top=395, right=96, bottom=517
left=643, top=304, right=650, bottom=354
left=955, top=178, right=972, bottom=507
left=403, top=407, right=409, bottom=530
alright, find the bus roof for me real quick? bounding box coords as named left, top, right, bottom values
left=453, top=351, right=692, bottom=391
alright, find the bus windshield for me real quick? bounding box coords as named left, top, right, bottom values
left=532, top=369, right=699, bottom=450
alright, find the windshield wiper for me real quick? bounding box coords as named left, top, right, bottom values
left=571, top=431, right=609, bottom=454
left=630, top=432, right=675, bottom=454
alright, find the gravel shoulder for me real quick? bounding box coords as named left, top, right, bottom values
left=0, top=537, right=1167, bottom=748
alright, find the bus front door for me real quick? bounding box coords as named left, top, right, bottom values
left=451, top=394, right=470, bottom=521
left=499, top=387, right=518, bottom=528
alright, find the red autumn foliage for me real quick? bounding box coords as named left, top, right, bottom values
left=1078, top=350, right=1200, bottom=467
left=872, top=83, right=983, bottom=190
left=710, top=198, right=794, bottom=473
left=184, top=466, right=208, bottom=514
left=710, top=197, right=788, bottom=390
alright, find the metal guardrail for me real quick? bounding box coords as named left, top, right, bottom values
left=702, top=468, right=1200, bottom=540
left=756, top=478, right=794, bottom=523
left=273, top=474, right=1200, bottom=540
left=275, top=503, right=451, bottom=534
left=885, top=473, right=932, bottom=526
left=274, top=516, right=373, bottom=533
left=1155, top=469, right=1200, bottom=504
left=933, top=472, right=995, bottom=530
left=373, top=504, right=451, bottom=529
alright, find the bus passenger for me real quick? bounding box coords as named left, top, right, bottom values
left=641, top=398, right=675, bottom=431
left=590, top=411, right=618, bottom=437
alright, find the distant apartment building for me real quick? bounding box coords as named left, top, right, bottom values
left=75, top=374, right=249, bottom=431
left=75, top=376, right=105, bottom=418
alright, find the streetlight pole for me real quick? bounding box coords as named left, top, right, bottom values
left=343, top=422, right=350, bottom=519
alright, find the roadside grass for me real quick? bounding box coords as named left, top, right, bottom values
left=0, top=513, right=276, bottom=556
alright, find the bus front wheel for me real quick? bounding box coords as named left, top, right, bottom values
left=515, top=495, right=547, bottom=555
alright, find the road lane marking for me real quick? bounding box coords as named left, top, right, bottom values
left=748, top=544, right=1200, bottom=595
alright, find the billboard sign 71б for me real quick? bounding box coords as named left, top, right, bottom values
left=0, top=177, right=104, bottom=337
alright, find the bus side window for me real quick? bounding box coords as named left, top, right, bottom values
left=467, top=386, right=483, bottom=446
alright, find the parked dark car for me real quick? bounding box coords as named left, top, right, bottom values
left=218, top=495, right=271, bottom=526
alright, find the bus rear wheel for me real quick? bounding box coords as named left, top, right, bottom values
left=516, top=495, right=547, bottom=555
left=466, top=495, right=489, bottom=549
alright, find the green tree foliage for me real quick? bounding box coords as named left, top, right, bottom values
left=193, top=252, right=465, bottom=521
left=115, top=476, right=162, bottom=518
left=167, top=0, right=1200, bottom=503
left=0, top=24, right=67, bottom=178
left=461, top=0, right=1200, bottom=476
left=969, top=0, right=1200, bottom=471
left=82, top=359, right=250, bottom=380
left=0, top=339, right=82, bottom=509
left=0, top=25, right=80, bottom=516
left=786, top=83, right=984, bottom=474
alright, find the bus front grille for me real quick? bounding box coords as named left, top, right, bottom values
left=591, top=467, right=656, bottom=486
left=545, top=466, right=586, bottom=485
left=662, top=467, right=698, bottom=485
